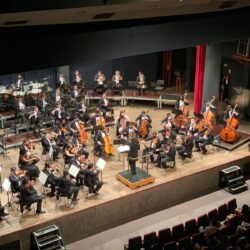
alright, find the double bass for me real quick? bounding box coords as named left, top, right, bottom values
left=198, top=96, right=216, bottom=131
left=175, top=90, right=189, bottom=128
left=220, top=102, right=239, bottom=143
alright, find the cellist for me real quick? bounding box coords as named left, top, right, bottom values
left=135, top=110, right=152, bottom=138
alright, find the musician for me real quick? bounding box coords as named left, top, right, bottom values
left=58, top=169, right=79, bottom=202
left=93, top=71, right=107, bottom=95
left=15, top=74, right=24, bottom=91
left=15, top=97, right=26, bottom=121
left=38, top=93, right=49, bottom=115
left=53, top=88, right=62, bottom=103
left=116, top=110, right=129, bottom=137
left=186, top=118, right=198, bottom=134
left=156, top=141, right=176, bottom=168
left=76, top=98, right=90, bottom=123
left=223, top=105, right=238, bottom=125
left=18, top=141, right=40, bottom=180
left=41, top=133, right=60, bottom=161
left=99, top=92, right=114, bottom=118
left=85, top=163, right=103, bottom=195
left=9, top=167, right=24, bottom=193
left=221, top=68, right=231, bottom=100
left=94, top=126, right=105, bottom=157
left=53, top=123, right=67, bottom=148
left=29, top=106, right=41, bottom=137
left=58, top=73, right=68, bottom=91
left=175, top=94, right=189, bottom=110
left=90, top=109, right=101, bottom=133
left=136, top=71, right=146, bottom=96
left=126, top=135, right=140, bottom=175
left=135, top=110, right=152, bottom=138
left=142, top=132, right=162, bottom=163
left=111, top=70, right=123, bottom=96
left=42, top=161, right=59, bottom=197
left=70, top=85, right=80, bottom=101
left=52, top=102, right=66, bottom=125
left=64, top=144, right=77, bottom=165
left=19, top=177, right=45, bottom=214
left=194, top=126, right=214, bottom=154
left=176, top=132, right=194, bottom=160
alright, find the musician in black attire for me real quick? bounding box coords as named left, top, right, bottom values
left=99, top=92, right=114, bottom=117
left=42, top=161, right=59, bottom=197
left=85, top=163, right=103, bottom=195
left=156, top=142, right=176, bottom=168
left=126, top=135, right=140, bottom=175
left=194, top=127, right=214, bottom=154
left=9, top=167, right=23, bottom=193
left=76, top=98, right=89, bottom=123
left=57, top=169, right=79, bottom=202
left=29, top=106, right=41, bottom=137
left=70, top=155, right=86, bottom=186
left=94, top=126, right=105, bottom=157
left=15, top=74, right=25, bottom=91
left=52, top=103, right=66, bottom=125
left=70, top=85, right=80, bottom=101
left=41, top=133, right=60, bottom=161
left=176, top=132, right=194, bottom=160
left=19, top=176, right=45, bottom=214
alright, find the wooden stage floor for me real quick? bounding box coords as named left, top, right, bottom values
left=0, top=103, right=250, bottom=248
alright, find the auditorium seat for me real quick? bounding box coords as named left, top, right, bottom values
left=178, top=236, right=192, bottom=250
left=227, top=198, right=237, bottom=214
left=158, top=228, right=172, bottom=246
left=172, top=223, right=185, bottom=242
left=127, top=236, right=142, bottom=250
left=143, top=231, right=157, bottom=250
left=163, top=241, right=177, bottom=250
left=185, top=219, right=198, bottom=236
left=197, top=214, right=209, bottom=228
left=226, top=215, right=240, bottom=235
left=208, top=209, right=218, bottom=222
left=192, top=232, right=205, bottom=246
left=217, top=204, right=228, bottom=221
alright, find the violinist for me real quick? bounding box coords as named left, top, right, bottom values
left=76, top=98, right=90, bottom=123
left=156, top=141, right=176, bottom=168
left=85, top=163, right=103, bottom=195
left=135, top=110, right=152, bottom=138
left=29, top=106, right=41, bottom=137
left=142, top=132, right=162, bottom=163
left=176, top=131, right=194, bottom=160
left=194, top=126, right=214, bottom=154
left=111, top=70, right=123, bottom=96
left=64, top=144, right=77, bottom=165
left=99, top=92, right=114, bottom=118
left=69, top=155, right=86, bottom=186
left=52, top=102, right=66, bottom=125
left=93, top=71, right=107, bottom=95
left=42, top=161, right=59, bottom=197
left=186, top=117, right=198, bottom=134
left=41, top=133, right=60, bottom=161
left=52, top=88, right=62, bottom=103
left=90, top=109, right=102, bottom=134
left=136, top=71, right=146, bottom=96
left=9, top=166, right=25, bottom=193
left=18, top=140, right=40, bottom=180
left=19, top=176, right=45, bottom=214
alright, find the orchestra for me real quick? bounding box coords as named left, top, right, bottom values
left=0, top=66, right=245, bottom=219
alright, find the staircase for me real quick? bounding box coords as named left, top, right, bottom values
left=31, top=225, right=65, bottom=250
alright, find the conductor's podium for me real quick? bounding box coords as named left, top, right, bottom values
left=116, top=167, right=155, bottom=190
left=219, top=165, right=248, bottom=194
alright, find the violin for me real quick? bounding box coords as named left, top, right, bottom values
left=69, top=145, right=80, bottom=154
left=220, top=101, right=239, bottom=143
left=60, top=119, right=68, bottom=134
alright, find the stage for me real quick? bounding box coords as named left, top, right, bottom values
left=0, top=105, right=250, bottom=250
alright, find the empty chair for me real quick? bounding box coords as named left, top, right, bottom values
left=163, top=241, right=177, bottom=250
left=197, top=214, right=209, bottom=228
left=172, top=224, right=185, bottom=242
left=192, top=232, right=205, bottom=246
left=143, top=232, right=157, bottom=250
left=227, top=198, right=237, bottom=214
left=218, top=204, right=228, bottom=221
left=178, top=236, right=192, bottom=250
left=208, top=209, right=218, bottom=222
left=158, top=228, right=172, bottom=246
left=185, top=219, right=198, bottom=236
left=127, top=236, right=142, bottom=250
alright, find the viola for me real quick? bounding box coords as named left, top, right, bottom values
left=220, top=102, right=239, bottom=142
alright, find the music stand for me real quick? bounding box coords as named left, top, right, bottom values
left=117, top=145, right=130, bottom=170
left=38, top=172, right=48, bottom=203
left=96, top=158, right=106, bottom=181
left=0, top=164, right=2, bottom=192
left=2, top=178, right=16, bottom=209
left=69, top=164, right=80, bottom=178
left=0, top=134, right=10, bottom=160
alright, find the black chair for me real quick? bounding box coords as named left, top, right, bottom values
left=192, top=232, right=205, bottom=246
left=185, top=219, right=198, bottom=236
left=227, top=198, right=237, bottom=214
left=163, top=241, right=177, bottom=250
left=143, top=232, right=157, bottom=250
left=218, top=204, right=228, bottom=221
left=208, top=209, right=218, bottom=222
left=55, top=187, right=72, bottom=208
left=127, top=236, right=142, bottom=250
left=172, top=224, right=185, bottom=242
left=178, top=236, right=192, bottom=250
left=197, top=214, right=209, bottom=228
left=158, top=228, right=172, bottom=246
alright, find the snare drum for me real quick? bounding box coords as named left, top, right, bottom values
left=12, top=91, right=25, bottom=102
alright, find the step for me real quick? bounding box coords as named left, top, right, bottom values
left=42, top=243, right=64, bottom=250
left=228, top=176, right=244, bottom=183
left=230, top=183, right=248, bottom=193
left=38, top=236, right=62, bottom=247
left=34, top=225, right=59, bottom=237
left=37, top=233, right=58, bottom=243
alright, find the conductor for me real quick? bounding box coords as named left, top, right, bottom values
left=126, top=135, right=140, bottom=175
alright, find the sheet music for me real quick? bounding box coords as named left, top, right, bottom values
left=38, top=172, right=48, bottom=185
left=96, top=158, right=106, bottom=171
left=69, top=164, right=80, bottom=178
left=117, top=145, right=130, bottom=153
left=2, top=178, right=11, bottom=192
left=49, top=146, right=53, bottom=158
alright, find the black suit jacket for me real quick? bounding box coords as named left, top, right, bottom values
left=42, top=136, right=51, bottom=152
left=9, top=173, right=22, bottom=192
left=85, top=169, right=99, bottom=189
left=183, top=138, right=194, bottom=153
left=126, top=139, right=140, bottom=161
left=19, top=184, right=37, bottom=203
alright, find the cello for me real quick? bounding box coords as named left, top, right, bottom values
left=198, top=96, right=216, bottom=131
left=138, top=111, right=151, bottom=138
left=77, top=123, right=88, bottom=144
left=220, top=102, right=239, bottom=143
left=102, top=127, right=114, bottom=155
